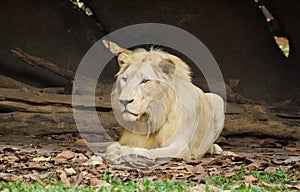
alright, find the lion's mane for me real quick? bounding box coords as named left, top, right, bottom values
left=110, top=49, right=224, bottom=160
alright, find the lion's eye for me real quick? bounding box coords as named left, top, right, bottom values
left=121, top=77, right=127, bottom=82
left=140, top=79, right=150, bottom=84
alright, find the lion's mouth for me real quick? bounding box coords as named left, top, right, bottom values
left=122, top=110, right=149, bottom=122
left=123, top=109, right=139, bottom=117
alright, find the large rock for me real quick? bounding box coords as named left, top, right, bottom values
left=0, top=1, right=104, bottom=87
left=1, top=0, right=297, bottom=103
left=86, top=0, right=288, bottom=102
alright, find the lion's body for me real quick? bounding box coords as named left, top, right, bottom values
left=107, top=49, right=225, bottom=161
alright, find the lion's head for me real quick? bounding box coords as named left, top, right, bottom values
left=111, top=49, right=191, bottom=133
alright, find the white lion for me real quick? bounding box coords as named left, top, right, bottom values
left=107, top=48, right=225, bottom=162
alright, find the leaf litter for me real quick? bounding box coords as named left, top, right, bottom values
left=0, top=134, right=299, bottom=191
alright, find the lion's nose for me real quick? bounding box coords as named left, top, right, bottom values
left=119, top=99, right=134, bottom=107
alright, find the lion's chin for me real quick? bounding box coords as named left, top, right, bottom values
left=122, top=112, right=138, bottom=122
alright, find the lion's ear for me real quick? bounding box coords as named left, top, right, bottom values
left=159, top=59, right=176, bottom=76
left=118, top=53, right=131, bottom=67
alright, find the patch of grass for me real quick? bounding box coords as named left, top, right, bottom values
left=100, top=173, right=193, bottom=192
left=0, top=168, right=298, bottom=192
left=207, top=165, right=298, bottom=192
left=1, top=181, right=92, bottom=192
left=0, top=177, right=194, bottom=192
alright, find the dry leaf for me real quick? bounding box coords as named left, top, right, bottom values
left=54, top=150, right=75, bottom=160
left=224, top=171, right=235, bottom=177
left=77, top=153, right=88, bottom=161
left=71, top=172, right=84, bottom=187
left=207, top=184, right=226, bottom=192
left=83, top=155, right=103, bottom=166
left=25, top=162, right=48, bottom=171
left=187, top=164, right=206, bottom=175
left=138, top=183, right=145, bottom=190
left=89, top=177, right=110, bottom=187
left=187, top=184, right=206, bottom=192
left=264, top=166, right=277, bottom=174
left=102, top=40, right=133, bottom=55
left=64, top=167, right=76, bottom=175
left=246, top=159, right=267, bottom=171
left=187, top=184, right=225, bottom=192
left=45, top=184, right=54, bottom=189
left=22, top=173, right=40, bottom=182
left=32, top=156, right=51, bottom=162
left=152, top=173, right=173, bottom=180
left=38, top=173, right=50, bottom=180
left=293, top=185, right=300, bottom=190
left=198, top=157, right=216, bottom=165
left=259, top=180, right=281, bottom=188
left=57, top=170, right=71, bottom=187
left=244, top=175, right=257, bottom=184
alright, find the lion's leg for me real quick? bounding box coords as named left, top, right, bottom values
left=106, top=142, right=180, bottom=162
left=205, top=93, right=225, bottom=155
left=206, top=93, right=225, bottom=141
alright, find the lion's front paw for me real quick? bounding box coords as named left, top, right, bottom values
left=208, top=143, right=223, bottom=155
left=106, top=142, right=132, bottom=163
left=106, top=142, right=122, bottom=163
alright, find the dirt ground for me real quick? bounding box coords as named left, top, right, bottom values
left=1, top=132, right=299, bottom=157
left=0, top=81, right=299, bottom=189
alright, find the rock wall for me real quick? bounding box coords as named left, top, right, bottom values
left=1, top=0, right=299, bottom=103
left=0, top=1, right=104, bottom=87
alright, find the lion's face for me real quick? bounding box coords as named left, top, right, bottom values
left=112, top=50, right=176, bottom=123
left=117, top=71, right=163, bottom=122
